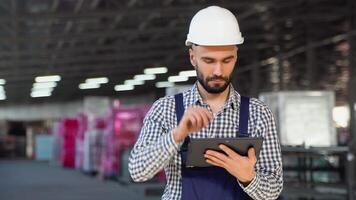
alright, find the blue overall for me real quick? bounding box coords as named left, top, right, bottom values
left=174, top=93, right=252, bottom=200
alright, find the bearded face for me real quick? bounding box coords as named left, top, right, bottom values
left=195, top=64, right=232, bottom=94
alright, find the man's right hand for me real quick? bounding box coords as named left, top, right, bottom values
left=173, top=106, right=213, bottom=143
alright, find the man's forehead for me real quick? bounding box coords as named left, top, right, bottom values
left=192, top=45, right=238, bottom=60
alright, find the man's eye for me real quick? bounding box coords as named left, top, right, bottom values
left=223, top=59, right=232, bottom=63
left=204, top=59, right=214, bottom=63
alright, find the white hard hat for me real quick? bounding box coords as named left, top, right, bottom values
left=185, top=6, right=244, bottom=46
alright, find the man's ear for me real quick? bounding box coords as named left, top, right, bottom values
left=189, top=48, right=197, bottom=67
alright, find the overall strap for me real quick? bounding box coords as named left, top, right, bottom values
left=174, top=93, right=190, bottom=150
left=174, top=93, right=184, bottom=123
left=239, top=96, right=250, bottom=137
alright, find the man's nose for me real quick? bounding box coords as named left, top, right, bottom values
left=212, top=62, right=223, bottom=76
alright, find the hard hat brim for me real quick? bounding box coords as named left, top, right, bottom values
left=185, top=38, right=244, bottom=46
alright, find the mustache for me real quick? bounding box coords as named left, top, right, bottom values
left=206, top=76, right=228, bottom=82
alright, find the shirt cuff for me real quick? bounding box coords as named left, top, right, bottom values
left=238, top=173, right=260, bottom=195
left=165, top=130, right=180, bottom=152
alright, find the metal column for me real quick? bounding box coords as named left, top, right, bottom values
left=348, top=0, right=356, bottom=198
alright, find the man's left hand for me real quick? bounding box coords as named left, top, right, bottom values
left=204, top=145, right=257, bottom=186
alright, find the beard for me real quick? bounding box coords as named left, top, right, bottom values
left=195, top=65, right=231, bottom=94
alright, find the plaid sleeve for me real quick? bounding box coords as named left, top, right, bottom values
left=128, top=98, right=179, bottom=182
left=240, top=105, right=283, bottom=200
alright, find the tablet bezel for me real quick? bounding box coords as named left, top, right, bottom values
left=185, top=137, right=264, bottom=168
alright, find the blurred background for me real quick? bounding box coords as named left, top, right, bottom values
left=0, top=0, right=355, bottom=199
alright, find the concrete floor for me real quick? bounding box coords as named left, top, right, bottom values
left=2, top=159, right=354, bottom=200
left=0, top=160, right=162, bottom=200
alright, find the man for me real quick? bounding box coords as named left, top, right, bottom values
left=129, top=6, right=283, bottom=200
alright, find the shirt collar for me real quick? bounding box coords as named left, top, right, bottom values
left=226, top=85, right=239, bottom=110
left=190, top=83, right=204, bottom=105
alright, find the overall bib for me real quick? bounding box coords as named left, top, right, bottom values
left=174, top=93, right=252, bottom=200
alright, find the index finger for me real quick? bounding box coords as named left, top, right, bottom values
left=196, top=108, right=213, bottom=126
left=197, top=107, right=213, bottom=120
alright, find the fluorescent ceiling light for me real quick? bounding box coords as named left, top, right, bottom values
left=31, top=94, right=51, bottom=98
left=85, top=77, right=109, bottom=84
left=31, top=87, right=54, bottom=92
left=134, top=74, right=156, bottom=81
left=0, top=79, right=6, bottom=85
left=31, top=91, right=52, bottom=98
left=168, top=75, right=188, bottom=83
left=144, top=67, right=167, bottom=75
left=114, top=84, right=134, bottom=91
left=124, top=79, right=144, bottom=86
left=0, top=93, right=6, bottom=99
left=155, top=81, right=174, bottom=88
left=33, top=82, right=57, bottom=89
left=179, top=70, right=197, bottom=77
left=35, top=75, right=61, bottom=82
left=79, top=83, right=100, bottom=90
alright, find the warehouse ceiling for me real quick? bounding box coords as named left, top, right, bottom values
left=0, top=0, right=355, bottom=105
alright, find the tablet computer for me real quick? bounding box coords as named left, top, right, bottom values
left=185, top=137, right=263, bottom=168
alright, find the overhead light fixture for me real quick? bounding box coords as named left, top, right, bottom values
left=0, top=93, right=6, bottom=100
left=114, top=84, right=134, bottom=91
left=31, top=87, right=54, bottom=92
left=35, top=75, right=61, bottom=82
left=168, top=75, right=188, bottom=83
left=31, top=90, right=52, bottom=98
left=33, top=82, right=57, bottom=89
left=134, top=74, right=156, bottom=81
left=124, top=79, right=144, bottom=86
left=85, top=77, right=109, bottom=84
left=179, top=70, right=197, bottom=77
left=0, top=79, right=6, bottom=85
left=79, top=83, right=100, bottom=90
left=155, top=81, right=174, bottom=88
left=144, top=67, right=168, bottom=75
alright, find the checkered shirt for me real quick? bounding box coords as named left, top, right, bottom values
left=129, top=83, right=283, bottom=200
